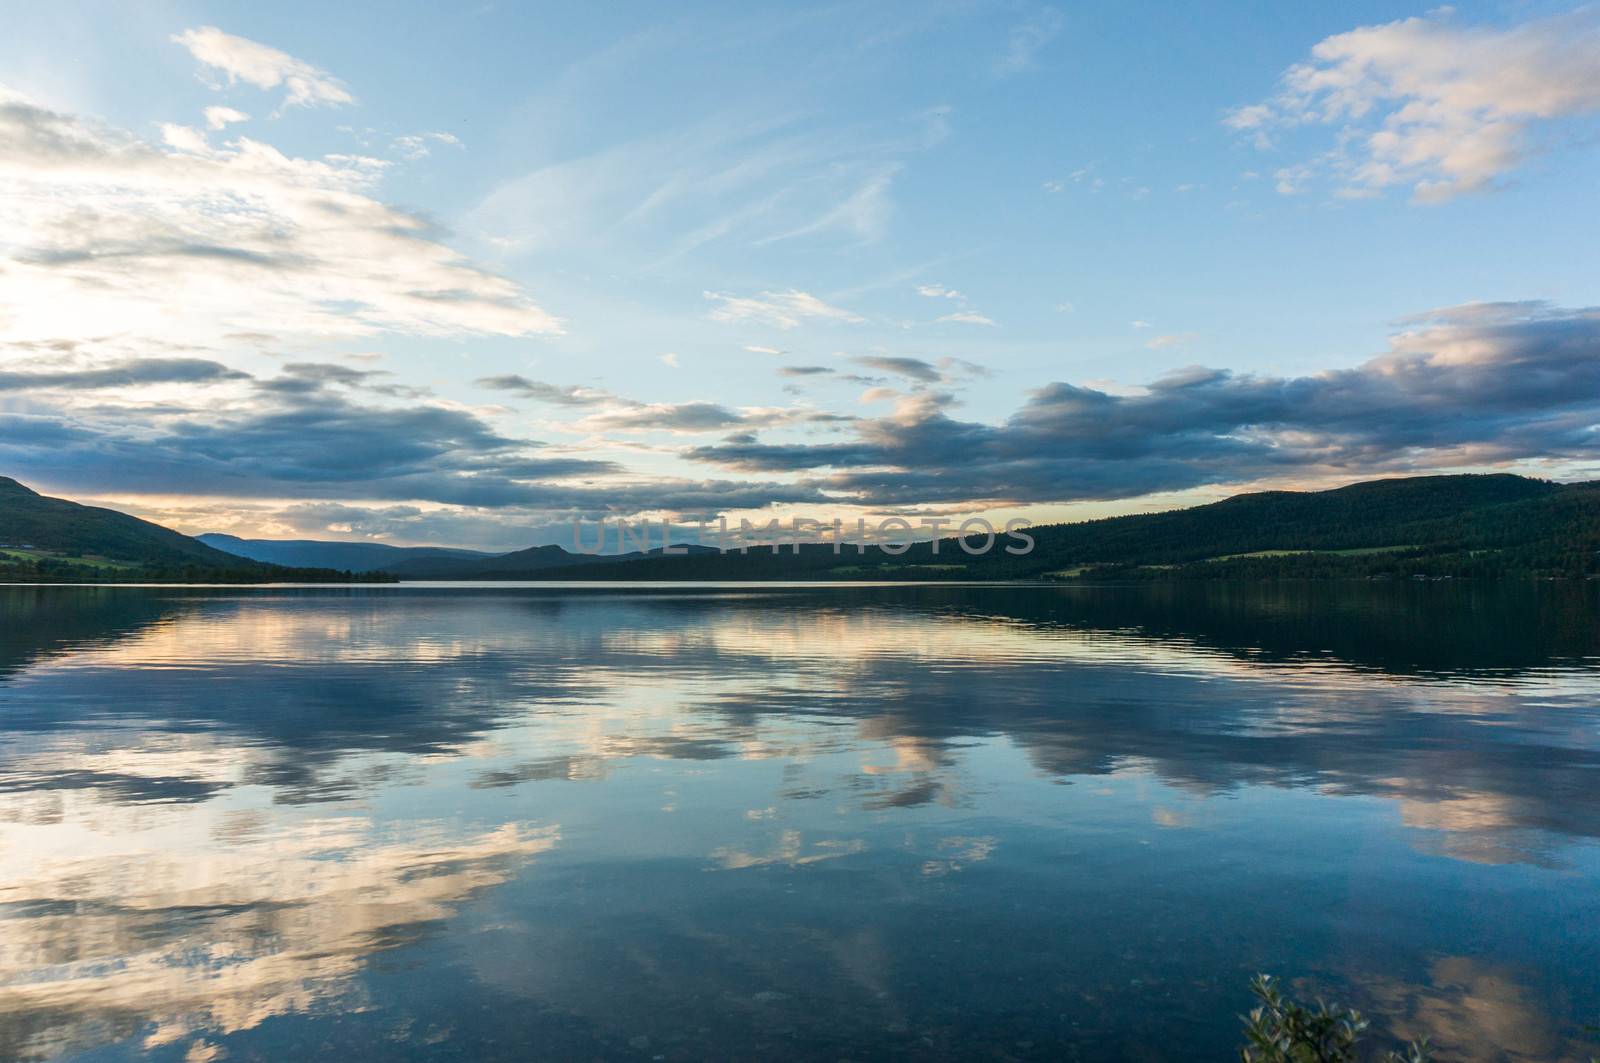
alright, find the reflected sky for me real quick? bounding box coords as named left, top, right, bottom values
left=1, top=583, right=1598, bottom=1061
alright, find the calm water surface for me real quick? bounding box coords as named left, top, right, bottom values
left=1, top=582, right=1598, bottom=1061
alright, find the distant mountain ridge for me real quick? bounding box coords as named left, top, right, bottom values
left=0, top=478, right=388, bottom=583
left=375, top=541, right=720, bottom=579
left=198, top=534, right=497, bottom=573
left=376, top=473, right=1598, bottom=582
left=6, top=473, right=1597, bottom=583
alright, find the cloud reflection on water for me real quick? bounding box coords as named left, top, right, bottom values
left=0, top=583, right=1596, bottom=1059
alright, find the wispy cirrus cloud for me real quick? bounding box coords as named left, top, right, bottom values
left=916, top=282, right=995, bottom=326
left=172, top=26, right=353, bottom=110
left=704, top=289, right=863, bottom=330
left=467, top=103, right=948, bottom=264
left=936, top=310, right=995, bottom=327
left=1227, top=8, right=1600, bottom=202
left=996, top=7, right=1065, bottom=76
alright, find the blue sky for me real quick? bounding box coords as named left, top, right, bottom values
left=1, top=1, right=1598, bottom=547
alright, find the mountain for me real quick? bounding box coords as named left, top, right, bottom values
left=198, top=534, right=496, bottom=573
left=455, top=474, right=1600, bottom=582
left=0, top=478, right=389, bottom=583
left=16, top=472, right=1594, bottom=584
left=378, top=542, right=720, bottom=579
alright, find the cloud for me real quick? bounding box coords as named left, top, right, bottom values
left=916, top=284, right=962, bottom=300
left=688, top=302, right=1600, bottom=504
left=467, top=106, right=946, bottom=262
left=574, top=400, right=833, bottom=435
left=1146, top=332, right=1197, bottom=350
left=173, top=26, right=353, bottom=110
left=744, top=345, right=784, bottom=355
left=704, top=290, right=863, bottom=330
left=1227, top=8, right=1600, bottom=201
left=997, top=7, right=1065, bottom=75
left=756, top=164, right=900, bottom=246
left=579, top=401, right=756, bottom=433
left=659, top=352, right=680, bottom=368
left=202, top=105, right=249, bottom=130
left=778, top=365, right=835, bottom=377
left=936, top=311, right=995, bottom=326
left=0, top=86, right=561, bottom=351
left=475, top=375, right=610, bottom=406
left=392, top=132, right=462, bottom=160
left=0, top=370, right=622, bottom=509
left=850, top=355, right=942, bottom=384
left=0, top=357, right=247, bottom=391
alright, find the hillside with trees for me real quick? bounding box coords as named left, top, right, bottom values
left=0, top=478, right=391, bottom=583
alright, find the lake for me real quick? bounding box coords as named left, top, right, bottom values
left=1, top=582, right=1598, bottom=1061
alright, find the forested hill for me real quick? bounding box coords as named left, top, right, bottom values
left=0, top=478, right=390, bottom=583
left=491, top=474, right=1600, bottom=582
left=11, top=472, right=1594, bottom=584
left=1026, top=473, right=1561, bottom=564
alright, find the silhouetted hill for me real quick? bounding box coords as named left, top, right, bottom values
left=379, top=541, right=720, bottom=579
left=199, top=533, right=496, bottom=573
left=22, top=473, right=1593, bottom=584
left=0, top=478, right=390, bottom=583
left=477, top=474, right=1599, bottom=582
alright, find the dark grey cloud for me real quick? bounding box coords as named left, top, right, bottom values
left=475, top=374, right=610, bottom=406
left=583, top=401, right=753, bottom=431
left=0, top=381, right=830, bottom=527
left=778, top=365, right=835, bottom=377
left=8, top=302, right=1597, bottom=525
left=850, top=355, right=941, bottom=383
left=0, top=385, right=621, bottom=509
left=254, top=362, right=429, bottom=399
left=689, top=303, right=1600, bottom=504
left=0, top=358, right=247, bottom=391
left=577, top=400, right=831, bottom=433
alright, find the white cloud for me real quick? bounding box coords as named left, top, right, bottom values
left=1227, top=8, right=1600, bottom=201
left=916, top=284, right=963, bottom=300
left=202, top=105, right=249, bottom=130
left=935, top=311, right=995, bottom=326
left=392, top=132, right=464, bottom=160
left=1146, top=332, right=1198, bottom=350
left=0, top=85, right=561, bottom=352
left=173, top=26, right=353, bottom=110
left=659, top=352, right=680, bottom=368
left=704, top=290, right=863, bottom=330
left=744, top=345, right=784, bottom=355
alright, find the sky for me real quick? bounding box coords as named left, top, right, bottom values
left=1, top=0, right=1598, bottom=549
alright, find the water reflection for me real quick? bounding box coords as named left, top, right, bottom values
left=0, top=583, right=1597, bottom=1060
